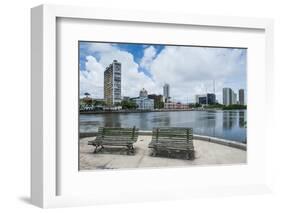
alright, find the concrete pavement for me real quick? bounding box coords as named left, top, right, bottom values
left=79, top=135, right=246, bottom=170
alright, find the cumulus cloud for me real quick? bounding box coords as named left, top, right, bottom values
left=80, top=56, right=104, bottom=98
left=80, top=43, right=159, bottom=99
left=140, top=46, right=157, bottom=70
left=149, top=46, right=246, bottom=102
left=80, top=42, right=246, bottom=103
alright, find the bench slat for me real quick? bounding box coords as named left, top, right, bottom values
left=88, top=127, right=139, bottom=154
left=149, top=127, right=194, bottom=159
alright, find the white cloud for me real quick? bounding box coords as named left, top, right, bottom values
left=80, top=44, right=159, bottom=99
left=140, top=46, right=157, bottom=70
left=88, top=43, right=115, bottom=53
left=80, top=43, right=246, bottom=104
left=149, top=46, right=246, bottom=102
left=80, top=56, right=104, bottom=98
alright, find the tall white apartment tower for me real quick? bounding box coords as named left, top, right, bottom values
left=223, top=88, right=232, bottom=106
left=163, top=83, right=170, bottom=103
left=104, top=60, right=122, bottom=106
left=232, top=91, right=237, bottom=105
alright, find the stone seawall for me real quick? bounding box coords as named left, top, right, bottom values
left=80, top=130, right=246, bottom=151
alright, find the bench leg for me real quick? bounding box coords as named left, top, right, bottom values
left=93, top=145, right=104, bottom=153
left=93, top=145, right=99, bottom=153
left=151, top=148, right=157, bottom=157
left=186, top=150, right=195, bottom=160
left=189, top=150, right=195, bottom=160
left=127, top=145, right=135, bottom=155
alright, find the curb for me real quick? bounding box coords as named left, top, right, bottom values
left=80, top=131, right=247, bottom=151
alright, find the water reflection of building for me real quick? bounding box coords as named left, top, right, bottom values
left=223, top=111, right=238, bottom=130
left=102, top=113, right=121, bottom=127
left=239, top=111, right=245, bottom=128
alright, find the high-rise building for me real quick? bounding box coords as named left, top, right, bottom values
left=195, top=93, right=216, bottom=105
left=223, top=88, right=233, bottom=106
left=104, top=60, right=121, bottom=106
left=232, top=91, right=237, bottom=105
left=163, top=83, right=170, bottom=103
left=239, top=89, right=245, bottom=105
left=207, top=93, right=216, bottom=105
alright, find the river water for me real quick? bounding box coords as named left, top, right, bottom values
left=80, top=110, right=247, bottom=143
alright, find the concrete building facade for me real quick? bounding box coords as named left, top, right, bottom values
left=131, top=88, right=154, bottom=110
left=223, top=88, right=232, bottom=106
left=195, top=93, right=216, bottom=105
left=104, top=60, right=121, bottom=106
left=163, top=83, right=170, bottom=103
left=239, top=89, right=245, bottom=105
left=232, top=91, right=237, bottom=105
left=164, top=102, right=189, bottom=109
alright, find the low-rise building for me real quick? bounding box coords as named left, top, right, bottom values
left=164, top=102, right=189, bottom=109
left=131, top=88, right=154, bottom=110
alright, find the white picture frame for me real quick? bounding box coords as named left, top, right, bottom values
left=31, top=4, right=274, bottom=208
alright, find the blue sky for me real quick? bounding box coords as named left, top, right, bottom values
left=79, top=41, right=247, bottom=103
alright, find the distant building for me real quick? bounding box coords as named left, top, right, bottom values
left=207, top=93, right=216, bottom=105
left=232, top=91, right=237, bottom=105
left=148, top=94, right=164, bottom=109
left=139, top=88, right=148, bottom=97
left=163, top=83, right=170, bottom=103
left=239, top=89, right=245, bottom=105
left=195, top=93, right=216, bottom=105
left=104, top=60, right=121, bottom=106
left=80, top=96, right=93, bottom=106
left=122, top=96, right=131, bottom=101
left=131, top=88, right=154, bottom=110
left=164, top=102, right=189, bottom=110
left=223, top=88, right=232, bottom=106
left=196, top=94, right=207, bottom=105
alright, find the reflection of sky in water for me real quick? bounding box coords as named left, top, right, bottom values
left=80, top=110, right=247, bottom=143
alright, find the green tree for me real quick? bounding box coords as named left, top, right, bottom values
left=222, top=104, right=247, bottom=110
left=154, top=101, right=164, bottom=109
left=121, top=100, right=137, bottom=109
left=94, top=100, right=106, bottom=106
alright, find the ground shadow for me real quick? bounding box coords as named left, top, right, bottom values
left=18, top=196, right=31, bottom=205
left=90, top=146, right=139, bottom=156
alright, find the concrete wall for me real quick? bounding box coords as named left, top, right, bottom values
left=80, top=130, right=247, bottom=151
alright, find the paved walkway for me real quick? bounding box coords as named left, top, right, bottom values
left=80, top=136, right=246, bottom=170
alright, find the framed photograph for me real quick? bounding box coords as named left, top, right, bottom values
left=31, top=4, right=274, bottom=208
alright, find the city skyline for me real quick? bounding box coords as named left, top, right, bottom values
left=80, top=42, right=247, bottom=103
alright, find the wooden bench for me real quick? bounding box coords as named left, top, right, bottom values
left=148, top=127, right=195, bottom=160
left=88, top=127, right=139, bottom=154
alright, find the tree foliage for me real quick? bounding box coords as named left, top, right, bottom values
left=121, top=100, right=137, bottom=109
left=222, top=104, right=247, bottom=110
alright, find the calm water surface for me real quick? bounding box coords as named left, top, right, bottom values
left=80, top=110, right=247, bottom=143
